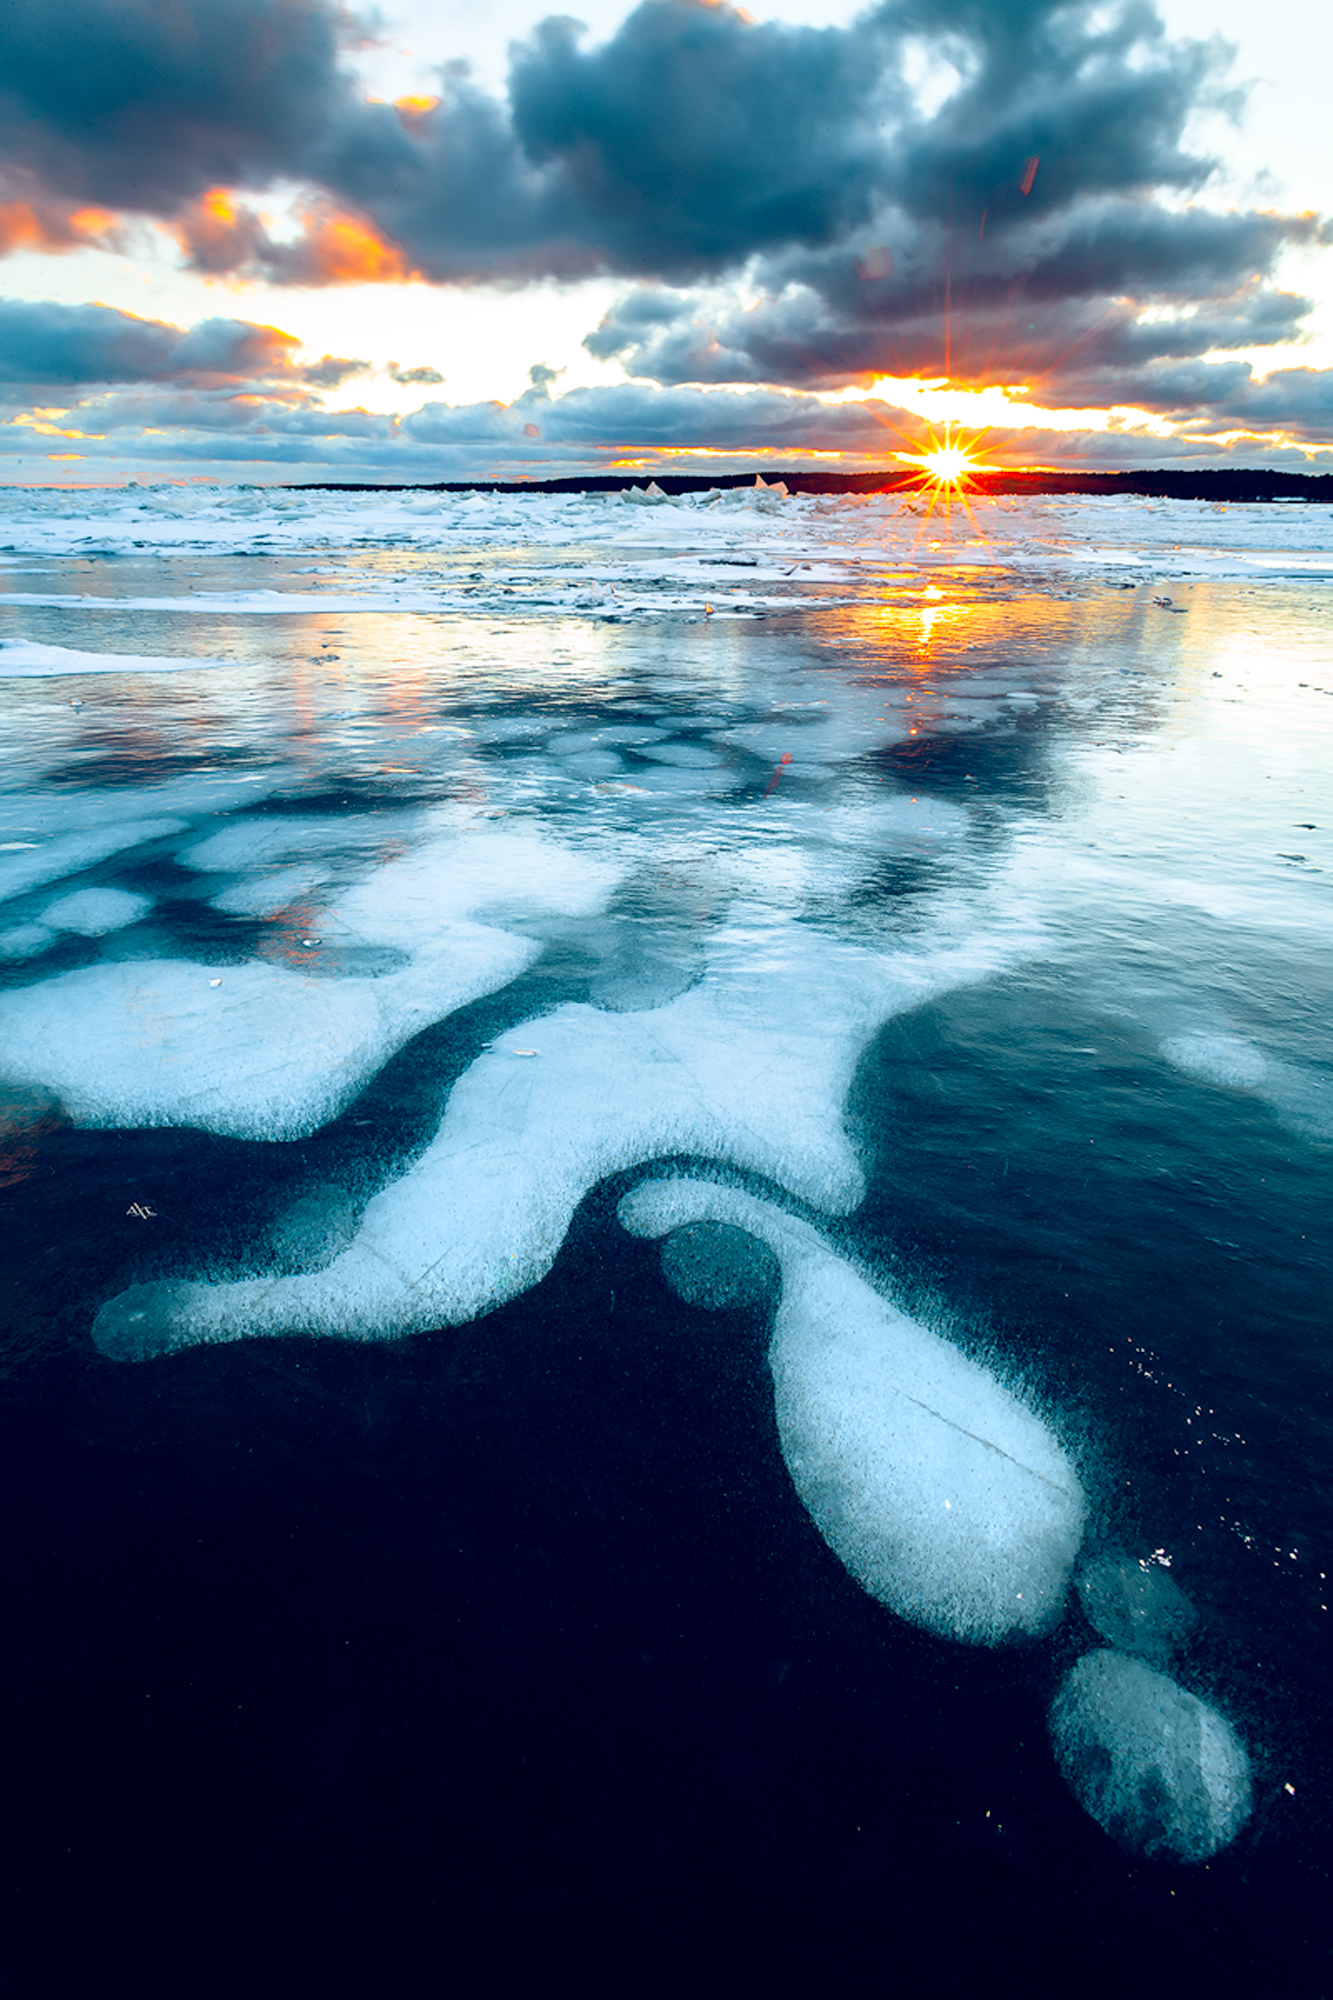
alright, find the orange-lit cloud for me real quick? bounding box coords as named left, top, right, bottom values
left=0, top=199, right=122, bottom=256
left=394, top=95, right=440, bottom=131
left=288, top=206, right=417, bottom=284
left=175, top=188, right=417, bottom=286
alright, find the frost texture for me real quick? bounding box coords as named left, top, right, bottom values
left=620, top=1177, right=1086, bottom=1646
left=1050, top=1651, right=1251, bottom=1862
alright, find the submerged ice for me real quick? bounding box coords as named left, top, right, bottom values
left=0, top=483, right=1303, bottom=1877
left=1050, top=1652, right=1251, bottom=1863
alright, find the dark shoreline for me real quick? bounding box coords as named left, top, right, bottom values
left=282, top=466, right=1333, bottom=503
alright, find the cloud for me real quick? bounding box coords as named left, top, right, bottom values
left=0, top=175, right=125, bottom=257
left=174, top=190, right=418, bottom=284
left=0, top=299, right=288, bottom=388
left=0, top=0, right=1328, bottom=461
left=400, top=378, right=910, bottom=455
left=0, top=299, right=367, bottom=398
left=0, top=0, right=352, bottom=215
left=586, top=231, right=1322, bottom=406
left=0, top=0, right=1313, bottom=282
left=40, top=386, right=398, bottom=440
left=8, top=354, right=1333, bottom=479
left=1197, top=364, right=1333, bottom=443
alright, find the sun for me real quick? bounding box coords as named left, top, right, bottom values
left=890, top=421, right=994, bottom=532
left=915, top=443, right=976, bottom=483
left=896, top=424, right=988, bottom=490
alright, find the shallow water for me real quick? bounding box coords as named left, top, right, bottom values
left=0, top=488, right=1329, bottom=1989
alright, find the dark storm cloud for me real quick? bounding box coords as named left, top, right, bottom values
left=0, top=0, right=1309, bottom=281
left=0, top=0, right=1325, bottom=440
left=0, top=299, right=365, bottom=395
left=586, top=231, right=1320, bottom=399
left=0, top=0, right=904, bottom=277
left=0, top=0, right=350, bottom=214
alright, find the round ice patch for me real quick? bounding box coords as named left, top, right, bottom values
left=1050, top=1650, right=1251, bottom=1862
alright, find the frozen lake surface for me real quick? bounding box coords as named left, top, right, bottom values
left=0, top=484, right=1329, bottom=1988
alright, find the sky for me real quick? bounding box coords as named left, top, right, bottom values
left=1, top=0, right=1330, bottom=485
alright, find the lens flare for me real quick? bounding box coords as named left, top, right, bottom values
left=897, top=425, right=988, bottom=490
left=914, top=443, right=976, bottom=483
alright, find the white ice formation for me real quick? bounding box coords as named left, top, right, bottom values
left=40, top=887, right=152, bottom=936
left=1050, top=1651, right=1252, bottom=1862
left=0, top=640, right=227, bottom=676
left=90, top=914, right=1016, bottom=1361
left=0, top=828, right=620, bottom=1140
left=2, top=483, right=1327, bottom=588
left=619, top=1177, right=1087, bottom=1646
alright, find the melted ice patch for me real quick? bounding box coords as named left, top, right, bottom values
left=620, top=1177, right=1086, bottom=1646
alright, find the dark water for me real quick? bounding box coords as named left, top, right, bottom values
left=0, top=552, right=1329, bottom=1991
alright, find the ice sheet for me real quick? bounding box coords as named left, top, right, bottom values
left=2, top=487, right=1330, bottom=604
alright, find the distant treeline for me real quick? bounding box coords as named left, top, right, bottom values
left=284, top=468, right=1333, bottom=504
